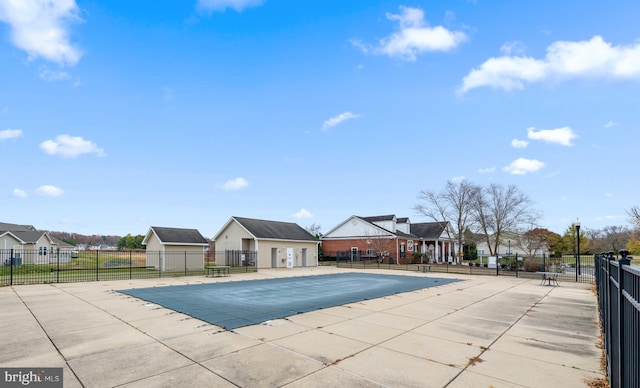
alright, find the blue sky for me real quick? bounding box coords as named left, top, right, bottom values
left=1, top=0, right=639, bottom=237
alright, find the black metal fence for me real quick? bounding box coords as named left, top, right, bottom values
left=1, top=249, right=257, bottom=286
left=329, top=251, right=596, bottom=283
left=595, top=252, right=639, bottom=388
left=215, top=250, right=257, bottom=267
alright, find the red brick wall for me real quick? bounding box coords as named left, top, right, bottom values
left=323, top=238, right=452, bottom=264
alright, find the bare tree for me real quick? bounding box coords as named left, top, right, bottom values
left=364, top=228, right=395, bottom=264
left=587, top=225, right=631, bottom=254
left=305, top=223, right=322, bottom=239
left=471, top=183, right=535, bottom=256
left=627, top=206, right=640, bottom=226
left=415, top=180, right=479, bottom=264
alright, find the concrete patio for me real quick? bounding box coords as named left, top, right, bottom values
left=0, top=267, right=605, bottom=387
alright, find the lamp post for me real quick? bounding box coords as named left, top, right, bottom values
left=575, top=218, right=581, bottom=278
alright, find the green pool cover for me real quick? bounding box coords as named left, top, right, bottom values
left=119, top=272, right=461, bottom=330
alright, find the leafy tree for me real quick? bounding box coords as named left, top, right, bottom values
left=626, top=230, right=640, bottom=255
left=518, top=227, right=556, bottom=259
left=561, top=224, right=590, bottom=255
left=117, top=234, right=145, bottom=250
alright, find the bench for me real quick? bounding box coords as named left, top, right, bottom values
left=536, top=271, right=560, bottom=286
left=416, top=264, right=433, bottom=273
left=206, top=266, right=230, bottom=277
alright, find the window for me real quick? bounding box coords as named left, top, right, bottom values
left=366, top=248, right=373, bottom=257
left=407, top=240, right=414, bottom=252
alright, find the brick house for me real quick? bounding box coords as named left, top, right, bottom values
left=321, top=215, right=457, bottom=264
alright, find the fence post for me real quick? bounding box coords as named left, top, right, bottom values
left=129, top=250, right=132, bottom=279
left=184, top=251, right=187, bottom=276
left=617, top=254, right=631, bottom=387
left=605, top=257, right=613, bottom=383
left=96, top=250, right=99, bottom=282
left=10, top=248, right=13, bottom=286
left=56, top=248, right=60, bottom=283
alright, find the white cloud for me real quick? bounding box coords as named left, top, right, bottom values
left=511, top=139, right=529, bottom=148
left=197, top=0, right=264, bottom=12
left=460, top=36, right=640, bottom=93
left=321, top=111, right=360, bottom=131
left=478, top=166, right=496, bottom=174
left=354, top=6, right=467, bottom=61
left=604, top=121, right=618, bottom=128
left=0, top=129, right=22, bottom=140
left=0, top=0, right=82, bottom=66
left=450, top=176, right=466, bottom=183
left=35, top=185, right=64, bottom=197
left=293, top=208, right=313, bottom=219
left=527, top=126, right=577, bottom=146
left=219, top=177, right=248, bottom=191
left=40, top=135, right=105, bottom=158
left=38, top=67, right=72, bottom=82
left=503, top=158, right=545, bottom=175
left=12, top=188, right=28, bottom=198
left=500, top=41, right=526, bottom=55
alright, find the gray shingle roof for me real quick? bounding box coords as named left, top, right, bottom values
left=151, top=227, right=208, bottom=244
left=234, top=217, right=317, bottom=241
left=362, top=215, right=396, bottom=223
left=11, top=231, right=47, bottom=243
left=410, top=222, right=447, bottom=239
left=0, top=222, right=34, bottom=232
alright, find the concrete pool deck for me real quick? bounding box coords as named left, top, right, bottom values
left=0, top=267, right=605, bottom=387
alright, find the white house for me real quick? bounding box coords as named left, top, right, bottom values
left=212, top=217, right=319, bottom=269
left=142, top=226, right=209, bottom=271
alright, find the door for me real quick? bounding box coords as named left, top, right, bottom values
left=271, top=248, right=278, bottom=268
left=301, top=248, right=308, bottom=267
left=286, top=248, right=294, bottom=268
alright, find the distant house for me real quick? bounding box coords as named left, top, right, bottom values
left=0, top=222, right=75, bottom=265
left=142, top=226, right=209, bottom=271
left=475, top=231, right=550, bottom=259
left=321, top=215, right=457, bottom=264
left=212, top=216, right=319, bottom=269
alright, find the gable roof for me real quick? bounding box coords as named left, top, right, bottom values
left=11, top=230, right=52, bottom=244
left=323, top=215, right=455, bottom=241
left=0, top=222, right=36, bottom=232
left=143, top=227, right=209, bottom=245
left=51, top=236, right=76, bottom=248
left=0, top=222, right=52, bottom=244
left=411, top=222, right=449, bottom=239
left=322, top=215, right=404, bottom=240
left=230, top=217, right=317, bottom=242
